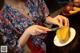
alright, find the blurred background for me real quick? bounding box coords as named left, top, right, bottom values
left=44, top=0, right=69, bottom=13
left=44, top=0, right=80, bottom=53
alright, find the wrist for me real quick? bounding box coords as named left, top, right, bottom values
left=18, top=30, right=31, bottom=47
left=24, top=29, right=31, bottom=36
left=46, top=16, right=53, bottom=24
left=45, top=16, right=53, bottom=28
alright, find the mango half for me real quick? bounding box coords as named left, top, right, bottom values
left=56, top=26, right=70, bottom=43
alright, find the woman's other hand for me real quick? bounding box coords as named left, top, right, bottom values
left=46, top=15, right=69, bottom=27
left=19, top=25, right=51, bottom=47
left=25, top=25, right=51, bottom=36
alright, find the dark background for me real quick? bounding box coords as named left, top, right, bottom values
left=44, top=0, right=80, bottom=53
left=44, top=0, right=69, bottom=13
left=0, top=0, right=4, bottom=10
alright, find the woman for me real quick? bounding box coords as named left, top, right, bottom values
left=0, top=0, right=69, bottom=53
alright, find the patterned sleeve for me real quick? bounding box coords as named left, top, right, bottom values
left=25, top=0, right=49, bottom=20
left=39, top=0, right=49, bottom=17
left=0, top=14, right=23, bottom=53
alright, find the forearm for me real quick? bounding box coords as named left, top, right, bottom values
left=19, top=31, right=30, bottom=48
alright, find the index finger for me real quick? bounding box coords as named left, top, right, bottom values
left=38, top=26, right=51, bottom=31
left=59, top=15, right=69, bottom=27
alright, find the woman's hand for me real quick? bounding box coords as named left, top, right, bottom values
left=25, top=25, right=51, bottom=36
left=46, top=15, right=69, bottom=27
left=19, top=25, right=51, bottom=47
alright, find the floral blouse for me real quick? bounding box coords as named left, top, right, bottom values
left=0, top=0, right=49, bottom=53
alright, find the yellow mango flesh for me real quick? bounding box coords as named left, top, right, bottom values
left=56, top=26, right=70, bottom=43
